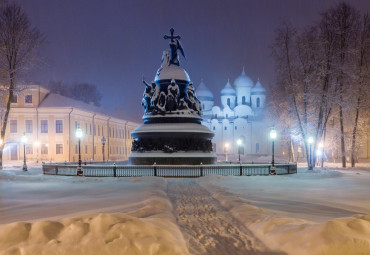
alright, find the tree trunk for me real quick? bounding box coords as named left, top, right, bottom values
left=351, top=96, right=361, bottom=167
left=339, top=103, right=346, bottom=168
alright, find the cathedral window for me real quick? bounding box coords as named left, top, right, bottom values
left=257, top=97, right=260, bottom=108
left=213, top=126, right=215, bottom=131
left=227, top=98, right=230, bottom=107
left=226, top=114, right=228, bottom=118
left=224, top=127, right=227, bottom=130
left=256, top=143, right=260, bottom=153
left=235, top=126, right=237, bottom=130
left=242, top=96, right=246, bottom=104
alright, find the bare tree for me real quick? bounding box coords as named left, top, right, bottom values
left=0, top=3, right=43, bottom=167
left=350, top=14, right=370, bottom=167
left=326, top=3, right=361, bottom=168
left=48, top=81, right=102, bottom=106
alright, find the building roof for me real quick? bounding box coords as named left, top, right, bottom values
left=38, top=93, right=140, bottom=123
left=234, top=68, right=254, bottom=88
left=221, top=80, right=236, bottom=95
left=196, top=81, right=214, bottom=100
left=251, top=79, right=266, bottom=93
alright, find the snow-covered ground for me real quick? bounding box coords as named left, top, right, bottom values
left=1, top=165, right=370, bottom=254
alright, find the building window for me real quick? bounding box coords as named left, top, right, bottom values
left=56, top=120, right=63, bottom=133
left=226, top=114, right=228, bottom=118
left=224, top=126, right=227, bottom=130
left=94, top=146, right=96, bottom=154
left=257, top=97, right=260, bottom=108
left=41, top=120, right=48, bottom=133
left=25, top=95, right=32, bottom=103
left=213, top=126, right=215, bottom=131
left=56, top=144, right=63, bottom=154
left=26, top=144, right=33, bottom=155
left=214, top=114, right=217, bottom=118
left=242, top=96, right=246, bottom=104
left=98, top=125, right=100, bottom=136
left=41, top=144, right=48, bottom=154
left=85, top=145, right=88, bottom=154
left=85, top=123, right=88, bottom=134
left=10, top=95, right=17, bottom=103
left=25, top=120, right=33, bottom=133
left=202, top=104, right=204, bottom=109
left=256, top=143, right=260, bottom=153
left=102, top=126, right=104, bottom=136
left=10, top=120, right=17, bottom=133
left=227, top=98, right=230, bottom=107
left=235, top=126, right=237, bottom=130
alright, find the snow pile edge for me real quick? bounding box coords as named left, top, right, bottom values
left=0, top=177, right=190, bottom=255
left=198, top=177, right=370, bottom=255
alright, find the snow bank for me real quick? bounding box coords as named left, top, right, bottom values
left=199, top=177, right=370, bottom=255
left=0, top=177, right=190, bottom=255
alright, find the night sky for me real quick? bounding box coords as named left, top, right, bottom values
left=18, top=0, right=370, bottom=120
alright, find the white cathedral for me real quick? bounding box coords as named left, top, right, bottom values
left=197, top=68, right=271, bottom=159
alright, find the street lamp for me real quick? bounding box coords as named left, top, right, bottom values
left=237, top=139, right=242, bottom=162
left=34, top=141, right=40, bottom=163
left=318, top=142, right=324, bottom=168
left=76, top=125, right=83, bottom=175
left=308, top=136, right=314, bottom=170
left=21, top=132, right=28, bottom=171
left=101, top=136, right=106, bottom=162
left=270, top=128, right=277, bottom=175
left=224, top=142, right=229, bottom=162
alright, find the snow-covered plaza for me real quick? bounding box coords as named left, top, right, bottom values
left=1, top=164, right=370, bottom=255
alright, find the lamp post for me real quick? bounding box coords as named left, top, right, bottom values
left=237, top=139, right=242, bottom=163
left=21, top=132, right=28, bottom=171
left=224, top=142, right=229, bottom=162
left=318, top=142, right=324, bottom=168
left=34, top=141, right=40, bottom=163
left=76, top=125, right=83, bottom=175
left=308, top=136, right=314, bottom=170
left=270, top=128, right=277, bottom=166
left=101, top=136, right=106, bottom=162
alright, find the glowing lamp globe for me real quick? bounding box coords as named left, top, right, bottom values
left=224, top=142, right=229, bottom=148
left=34, top=141, right=40, bottom=147
left=21, top=134, right=28, bottom=144
left=318, top=142, right=324, bottom=148
left=308, top=137, right=314, bottom=144
left=76, top=127, right=83, bottom=139
left=270, top=129, right=277, bottom=140
left=237, top=139, right=242, bottom=146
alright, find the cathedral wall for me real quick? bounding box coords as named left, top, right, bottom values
left=236, top=87, right=251, bottom=105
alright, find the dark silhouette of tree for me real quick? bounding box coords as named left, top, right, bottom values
left=0, top=3, right=43, bottom=167
left=48, top=81, right=102, bottom=106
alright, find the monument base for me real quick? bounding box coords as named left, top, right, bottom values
left=129, top=151, right=216, bottom=165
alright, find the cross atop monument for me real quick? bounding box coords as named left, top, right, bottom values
left=164, top=28, right=181, bottom=42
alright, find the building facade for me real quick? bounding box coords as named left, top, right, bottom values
left=3, top=85, right=139, bottom=163
left=198, top=69, right=270, bottom=159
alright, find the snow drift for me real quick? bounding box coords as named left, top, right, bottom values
left=0, top=177, right=190, bottom=255
left=199, top=176, right=370, bottom=255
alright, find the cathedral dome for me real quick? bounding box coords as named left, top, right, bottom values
left=154, top=50, right=190, bottom=82
left=234, top=68, right=254, bottom=88
left=196, top=81, right=214, bottom=100
left=221, top=80, right=236, bottom=95
left=251, top=79, right=266, bottom=93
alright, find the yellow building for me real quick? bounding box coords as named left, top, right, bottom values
left=3, top=85, right=139, bottom=163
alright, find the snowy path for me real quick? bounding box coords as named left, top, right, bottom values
left=167, top=179, right=282, bottom=255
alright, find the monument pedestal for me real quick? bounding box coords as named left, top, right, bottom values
left=130, top=29, right=215, bottom=165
